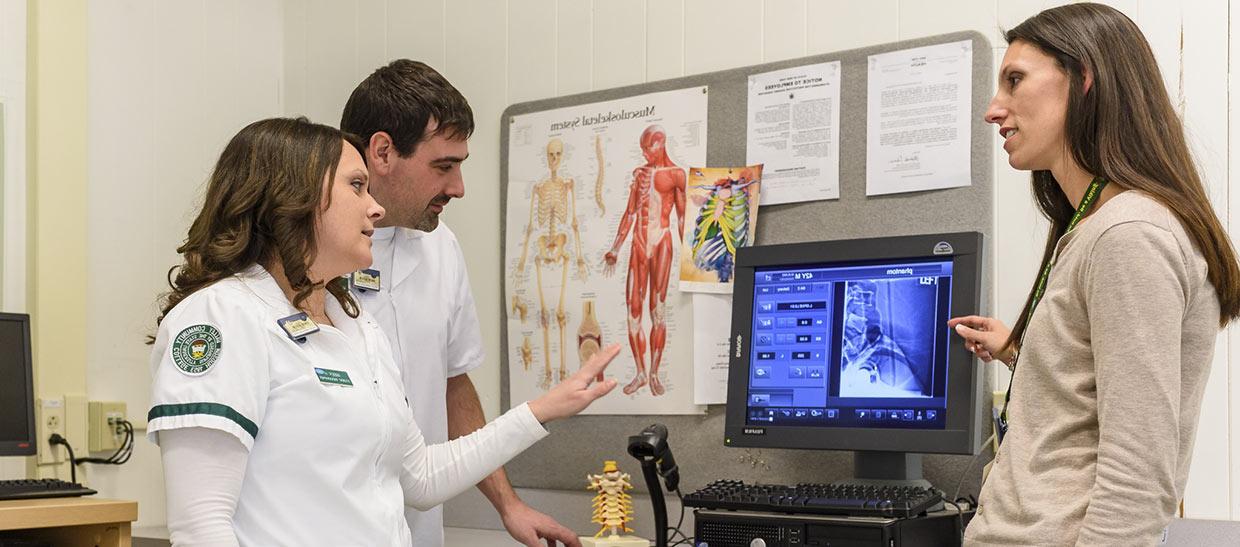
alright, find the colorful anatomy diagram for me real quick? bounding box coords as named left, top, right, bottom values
left=602, top=125, right=686, bottom=397
left=678, top=165, right=762, bottom=292
left=505, top=86, right=708, bottom=415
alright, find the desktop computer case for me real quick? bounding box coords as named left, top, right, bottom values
left=693, top=509, right=968, bottom=547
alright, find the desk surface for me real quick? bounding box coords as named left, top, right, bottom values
left=0, top=497, right=138, bottom=530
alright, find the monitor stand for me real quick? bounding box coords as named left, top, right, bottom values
left=839, top=451, right=934, bottom=490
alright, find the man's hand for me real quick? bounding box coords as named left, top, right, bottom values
left=500, top=500, right=582, bottom=547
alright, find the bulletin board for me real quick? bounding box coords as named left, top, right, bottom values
left=499, top=31, right=994, bottom=496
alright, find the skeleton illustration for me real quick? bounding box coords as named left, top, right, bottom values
left=594, top=135, right=606, bottom=216
left=515, top=138, right=589, bottom=388
left=587, top=460, right=635, bottom=538
left=602, top=125, right=686, bottom=396
left=519, top=335, right=534, bottom=371
left=576, top=299, right=604, bottom=382
left=511, top=294, right=529, bottom=323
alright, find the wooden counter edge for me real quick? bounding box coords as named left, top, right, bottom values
left=0, top=497, right=138, bottom=530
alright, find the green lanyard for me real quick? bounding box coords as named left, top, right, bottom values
left=1000, top=176, right=1108, bottom=425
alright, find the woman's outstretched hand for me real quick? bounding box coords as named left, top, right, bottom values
left=527, top=344, right=622, bottom=423
left=947, top=315, right=1014, bottom=364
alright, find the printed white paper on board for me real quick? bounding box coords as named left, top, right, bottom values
left=746, top=62, right=842, bottom=204
left=866, top=40, right=972, bottom=196
left=692, top=293, right=733, bottom=405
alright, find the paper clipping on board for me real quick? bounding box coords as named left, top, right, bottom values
left=746, top=62, right=841, bottom=204
left=678, top=165, right=762, bottom=294
left=505, top=86, right=709, bottom=415
left=692, top=293, right=733, bottom=405
left=866, top=39, right=972, bottom=196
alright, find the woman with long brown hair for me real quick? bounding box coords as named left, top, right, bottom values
left=948, top=4, right=1240, bottom=545
left=147, top=117, right=619, bottom=545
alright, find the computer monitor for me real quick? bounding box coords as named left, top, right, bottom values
left=723, top=232, right=985, bottom=485
left=0, top=312, right=36, bottom=456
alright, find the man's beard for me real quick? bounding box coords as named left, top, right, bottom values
left=414, top=210, right=439, bottom=231
left=414, top=199, right=448, bottom=231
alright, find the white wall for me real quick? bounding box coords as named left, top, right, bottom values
left=0, top=0, right=27, bottom=482
left=84, top=0, right=284, bottom=528
left=72, top=0, right=1240, bottom=529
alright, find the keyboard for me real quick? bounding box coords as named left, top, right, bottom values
left=683, top=479, right=943, bottom=518
left=0, top=478, right=97, bottom=501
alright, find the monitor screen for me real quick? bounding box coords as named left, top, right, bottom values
left=0, top=313, right=36, bottom=456
left=724, top=232, right=985, bottom=456
left=747, top=257, right=953, bottom=429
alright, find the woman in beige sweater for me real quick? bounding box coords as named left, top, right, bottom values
left=949, top=3, right=1240, bottom=545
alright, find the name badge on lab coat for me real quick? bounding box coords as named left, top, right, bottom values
left=314, top=367, right=353, bottom=387
left=277, top=312, right=319, bottom=343
left=352, top=269, right=381, bottom=292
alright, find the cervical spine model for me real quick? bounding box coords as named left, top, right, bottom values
left=587, top=460, right=634, bottom=538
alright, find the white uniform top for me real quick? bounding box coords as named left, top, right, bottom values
left=148, top=264, right=545, bottom=546
left=351, top=224, right=484, bottom=547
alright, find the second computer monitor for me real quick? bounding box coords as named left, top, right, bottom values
left=724, top=232, right=985, bottom=458
left=0, top=313, right=36, bottom=457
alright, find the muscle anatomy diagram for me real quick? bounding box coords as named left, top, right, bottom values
left=505, top=86, right=708, bottom=414
left=603, top=126, right=686, bottom=396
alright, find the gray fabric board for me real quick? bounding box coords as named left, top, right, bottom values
left=499, top=31, right=995, bottom=496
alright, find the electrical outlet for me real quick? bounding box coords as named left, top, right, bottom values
left=35, top=397, right=66, bottom=465
left=88, top=401, right=128, bottom=453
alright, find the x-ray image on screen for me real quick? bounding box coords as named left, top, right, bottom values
left=838, top=277, right=938, bottom=398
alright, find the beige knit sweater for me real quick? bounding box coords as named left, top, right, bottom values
left=965, top=191, right=1221, bottom=546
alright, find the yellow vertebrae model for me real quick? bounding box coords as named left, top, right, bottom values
left=587, top=460, right=634, bottom=538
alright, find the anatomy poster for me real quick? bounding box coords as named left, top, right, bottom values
left=678, top=165, right=762, bottom=293
left=505, top=86, right=708, bottom=415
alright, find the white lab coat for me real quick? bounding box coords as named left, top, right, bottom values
left=352, top=224, right=485, bottom=547
left=148, top=264, right=545, bottom=546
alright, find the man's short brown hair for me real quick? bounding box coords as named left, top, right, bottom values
left=340, top=60, right=475, bottom=156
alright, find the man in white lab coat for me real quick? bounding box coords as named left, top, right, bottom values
left=341, top=60, right=580, bottom=547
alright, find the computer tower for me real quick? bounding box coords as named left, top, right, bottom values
left=693, top=508, right=971, bottom=547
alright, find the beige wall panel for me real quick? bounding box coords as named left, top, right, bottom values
left=442, top=0, right=509, bottom=418
left=304, top=0, right=359, bottom=125
left=899, top=0, right=998, bottom=43
left=644, top=0, right=683, bottom=81
left=592, top=0, right=645, bottom=89
left=1178, top=0, right=1230, bottom=519
left=283, top=0, right=309, bottom=115
left=763, top=0, right=806, bottom=62
left=556, top=0, right=593, bottom=95
left=683, top=0, right=760, bottom=74
left=386, top=0, right=446, bottom=68
left=507, top=0, right=557, bottom=104
left=806, top=0, right=898, bottom=55
left=357, top=0, right=389, bottom=84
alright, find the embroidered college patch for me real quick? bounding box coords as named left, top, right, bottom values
left=171, top=324, right=223, bottom=375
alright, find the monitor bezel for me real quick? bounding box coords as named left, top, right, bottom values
left=0, top=312, right=36, bottom=457
left=723, top=232, right=985, bottom=456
